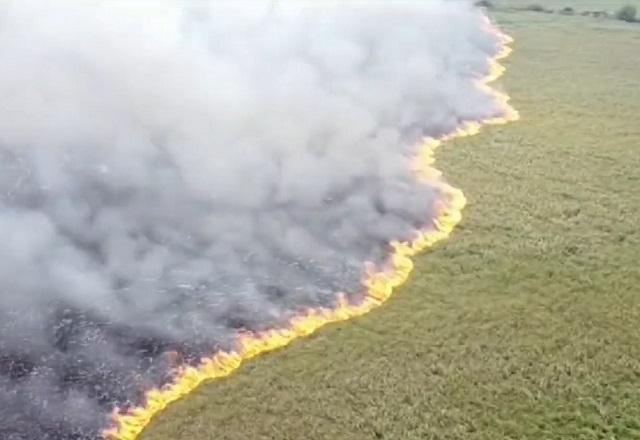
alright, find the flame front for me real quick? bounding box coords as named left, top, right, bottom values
left=103, top=19, right=519, bottom=440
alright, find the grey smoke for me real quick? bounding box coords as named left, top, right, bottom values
left=0, top=1, right=507, bottom=439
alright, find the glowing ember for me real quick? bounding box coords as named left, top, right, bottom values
left=102, top=20, right=518, bottom=440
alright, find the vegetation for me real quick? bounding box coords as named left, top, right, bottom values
left=495, top=0, right=639, bottom=11
left=512, top=1, right=638, bottom=21
left=141, top=6, right=640, bottom=440
left=615, top=4, right=637, bottom=21
left=524, top=3, right=546, bottom=11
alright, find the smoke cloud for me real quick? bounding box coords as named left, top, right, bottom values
left=0, top=1, right=506, bottom=438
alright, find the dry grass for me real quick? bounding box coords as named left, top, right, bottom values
left=140, top=8, right=640, bottom=440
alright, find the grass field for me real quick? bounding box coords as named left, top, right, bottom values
left=139, top=6, right=640, bottom=440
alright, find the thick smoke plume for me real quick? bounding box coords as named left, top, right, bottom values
left=0, top=1, right=505, bottom=438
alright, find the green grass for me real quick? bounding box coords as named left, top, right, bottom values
left=140, top=9, right=640, bottom=440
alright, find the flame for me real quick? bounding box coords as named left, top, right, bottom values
left=103, top=19, right=518, bottom=440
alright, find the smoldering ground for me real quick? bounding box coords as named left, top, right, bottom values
left=0, top=1, right=507, bottom=438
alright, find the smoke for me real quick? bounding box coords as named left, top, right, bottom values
left=0, top=1, right=506, bottom=438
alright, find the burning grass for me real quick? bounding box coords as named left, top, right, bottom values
left=140, top=7, right=640, bottom=440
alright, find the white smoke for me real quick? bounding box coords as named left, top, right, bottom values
left=0, top=1, right=507, bottom=438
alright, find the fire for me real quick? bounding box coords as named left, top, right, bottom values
left=102, top=19, right=518, bottom=440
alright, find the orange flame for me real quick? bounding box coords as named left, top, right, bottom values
left=103, top=19, right=518, bottom=440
